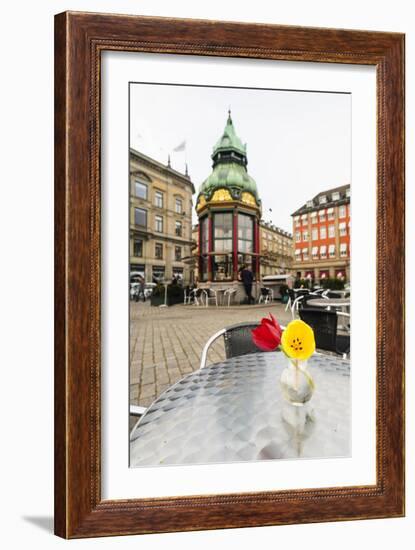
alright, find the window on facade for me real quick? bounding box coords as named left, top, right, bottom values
left=302, top=231, right=309, bottom=241
left=154, top=191, right=163, bottom=208
left=131, top=264, right=145, bottom=279
left=175, top=198, right=183, bottom=213
left=152, top=265, right=165, bottom=282
left=320, top=226, right=327, bottom=239
left=172, top=268, right=184, bottom=283
left=238, top=213, right=253, bottom=253
left=327, top=208, right=335, bottom=220
left=133, top=239, right=143, bottom=257
left=175, top=220, right=183, bottom=237
left=319, top=195, right=327, bottom=205
left=320, top=245, right=327, bottom=259
left=328, top=225, right=335, bottom=238
left=134, top=208, right=147, bottom=227
left=340, top=243, right=348, bottom=257
left=312, top=246, right=319, bottom=259
left=135, top=180, right=148, bottom=200
left=318, top=210, right=326, bottom=221
left=294, top=216, right=300, bottom=227
left=155, top=243, right=163, bottom=259
left=155, top=215, right=163, bottom=233
left=306, top=200, right=313, bottom=208
left=301, top=214, right=308, bottom=223
left=346, top=188, right=351, bottom=198
left=339, top=222, right=347, bottom=236
left=329, top=244, right=336, bottom=258
left=302, top=247, right=309, bottom=260
left=311, top=213, right=318, bottom=224
left=332, top=192, right=340, bottom=201
left=295, top=249, right=301, bottom=262
left=174, top=246, right=182, bottom=261
left=311, top=228, right=318, bottom=241
left=339, top=205, right=346, bottom=218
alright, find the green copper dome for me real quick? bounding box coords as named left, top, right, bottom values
left=197, top=111, right=260, bottom=206
left=201, top=163, right=258, bottom=196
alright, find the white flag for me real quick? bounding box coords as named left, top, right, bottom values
left=173, top=140, right=186, bottom=152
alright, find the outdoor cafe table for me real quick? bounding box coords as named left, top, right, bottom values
left=130, top=352, right=350, bottom=467
left=307, top=298, right=350, bottom=311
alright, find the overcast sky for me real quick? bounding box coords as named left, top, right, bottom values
left=130, top=83, right=351, bottom=232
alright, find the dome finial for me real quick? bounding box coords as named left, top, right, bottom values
left=227, top=107, right=232, bottom=123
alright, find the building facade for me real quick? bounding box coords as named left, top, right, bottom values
left=292, top=184, right=350, bottom=283
left=130, top=148, right=195, bottom=284
left=259, top=222, right=293, bottom=276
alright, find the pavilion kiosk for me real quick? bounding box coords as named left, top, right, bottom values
left=195, top=111, right=262, bottom=303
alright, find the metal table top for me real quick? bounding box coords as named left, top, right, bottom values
left=130, top=352, right=350, bottom=467
left=307, top=298, right=350, bottom=309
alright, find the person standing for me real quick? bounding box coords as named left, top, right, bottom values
left=239, top=264, right=255, bottom=304
left=137, top=274, right=146, bottom=302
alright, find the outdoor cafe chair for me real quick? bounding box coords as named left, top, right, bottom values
left=200, top=321, right=283, bottom=369
left=223, top=287, right=237, bottom=307
left=284, top=288, right=295, bottom=313
left=299, top=308, right=350, bottom=358
left=201, top=288, right=218, bottom=307
left=285, top=288, right=303, bottom=316
left=258, top=287, right=272, bottom=304
left=185, top=288, right=203, bottom=306
left=337, top=311, right=351, bottom=332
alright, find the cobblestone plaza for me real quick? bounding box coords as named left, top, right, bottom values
left=130, top=301, right=293, bottom=409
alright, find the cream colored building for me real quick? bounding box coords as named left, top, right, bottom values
left=259, top=222, right=293, bottom=277
left=130, top=148, right=195, bottom=284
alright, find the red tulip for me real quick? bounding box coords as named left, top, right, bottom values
left=251, top=313, right=283, bottom=351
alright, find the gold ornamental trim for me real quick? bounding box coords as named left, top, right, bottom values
left=241, top=192, right=256, bottom=206
left=210, top=188, right=233, bottom=202
left=196, top=195, right=207, bottom=211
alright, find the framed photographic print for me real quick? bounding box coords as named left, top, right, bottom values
left=54, top=11, right=405, bottom=538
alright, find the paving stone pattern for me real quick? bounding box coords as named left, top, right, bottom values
left=130, top=301, right=293, bottom=408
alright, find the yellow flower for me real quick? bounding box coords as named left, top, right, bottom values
left=281, top=319, right=315, bottom=361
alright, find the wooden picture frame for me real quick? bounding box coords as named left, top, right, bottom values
left=54, top=11, right=405, bottom=538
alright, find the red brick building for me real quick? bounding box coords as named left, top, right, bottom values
left=291, top=184, right=350, bottom=283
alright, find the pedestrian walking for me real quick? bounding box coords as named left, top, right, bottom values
left=239, top=264, right=255, bottom=304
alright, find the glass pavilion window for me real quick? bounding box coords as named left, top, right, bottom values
left=237, top=213, right=256, bottom=276
left=212, top=212, right=233, bottom=281
left=238, top=213, right=253, bottom=253
left=200, top=216, right=209, bottom=282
